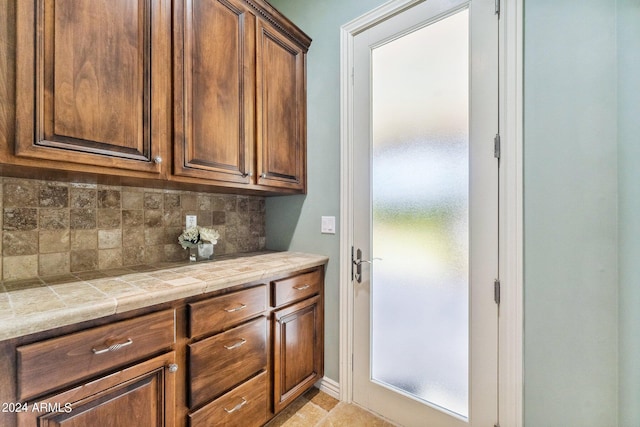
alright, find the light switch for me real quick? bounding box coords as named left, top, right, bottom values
left=186, top=215, right=197, bottom=229
left=321, top=216, right=336, bottom=234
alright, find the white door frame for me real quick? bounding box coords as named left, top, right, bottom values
left=338, top=0, right=524, bottom=425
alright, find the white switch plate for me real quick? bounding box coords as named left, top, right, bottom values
left=186, top=215, right=197, bottom=229
left=321, top=216, right=336, bottom=234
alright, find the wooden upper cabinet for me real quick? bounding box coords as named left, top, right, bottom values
left=256, top=17, right=307, bottom=192
left=174, top=0, right=255, bottom=184
left=15, top=0, right=171, bottom=175
left=12, top=0, right=310, bottom=193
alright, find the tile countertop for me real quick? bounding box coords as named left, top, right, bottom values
left=0, top=251, right=328, bottom=342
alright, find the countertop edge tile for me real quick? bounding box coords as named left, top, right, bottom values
left=0, top=252, right=328, bottom=341
left=0, top=299, right=118, bottom=341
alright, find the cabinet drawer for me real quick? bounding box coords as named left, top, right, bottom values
left=189, top=317, right=267, bottom=408
left=272, top=268, right=322, bottom=307
left=17, top=309, right=175, bottom=400
left=189, top=285, right=267, bottom=338
left=189, top=371, right=267, bottom=427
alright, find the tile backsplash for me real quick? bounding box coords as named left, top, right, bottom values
left=0, top=177, right=266, bottom=281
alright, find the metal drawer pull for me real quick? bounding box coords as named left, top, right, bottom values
left=224, top=338, right=247, bottom=350
left=92, top=338, right=133, bottom=355
left=224, top=397, right=247, bottom=414
left=224, top=304, right=247, bottom=313
left=293, top=284, right=310, bottom=290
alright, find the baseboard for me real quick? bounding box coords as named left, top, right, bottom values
left=314, top=376, right=340, bottom=400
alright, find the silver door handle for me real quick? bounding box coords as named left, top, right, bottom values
left=352, top=247, right=382, bottom=283
left=354, top=257, right=382, bottom=266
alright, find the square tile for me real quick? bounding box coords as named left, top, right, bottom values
left=3, top=255, right=38, bottom=281
left=40, top=209, right=70, bottom=230
left=71, top=230, right=98, bottom=250
left=4, top=208, right=38, bottom=231
left=3, top=231, right=38, bottom=256
left=122, top=191, right=144, bottom=210
left=39, top=252, right=71, bottom=276
left=98, top=229, right=122, bottom=249
left=39, top=230, right=70, bottom=254
left=39, top=184, right=69, bottom=208
left=70, top=249, right=98, bottom=272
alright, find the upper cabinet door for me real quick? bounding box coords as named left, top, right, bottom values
left=256, top=18, right=308, bottom=192
left=174, top=0, right=255, bottom=184
left=15, top=0, right=171, bottom=175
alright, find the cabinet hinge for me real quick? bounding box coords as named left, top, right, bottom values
left=494, top=133, right=501, bottom=159
left=494, top=279, right=501, bottom=305
left=495, top=0, right=500, bottom=17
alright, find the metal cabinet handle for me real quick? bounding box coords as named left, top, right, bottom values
left=260, top=173, right=267, bottom=178
left=92, top=338, right=133, bottom=355
left=224, top=304, right=247, bottom=313
left=242, top=172, right=253, bottom=178
left=224, top=398, right=247, bottom=414
left=224, top=338, right=247, bottom=350
left=168, top=364, right=179, bottom=373
left=153, top=156, right=162, bottom=164
left=293, top=284, right=310, bottom=290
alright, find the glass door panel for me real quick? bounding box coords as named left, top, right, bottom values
left=371, top=8, right=469, bottom=418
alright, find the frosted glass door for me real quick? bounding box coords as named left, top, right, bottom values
left=371, top=9, right=469, bottom=418
left=350, top=0, right=499, bottom=424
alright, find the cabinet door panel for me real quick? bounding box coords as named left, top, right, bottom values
left=175, top=0, right=254, bottom=183
left=256, top=19, right=307, bottom=192
left=273, top=295, right=323, bottom=413
left=52, top=0, right=143, bottom=153
left=17, top=352, right=176, bottom=427
left=15, top=0, right=169, bottom=173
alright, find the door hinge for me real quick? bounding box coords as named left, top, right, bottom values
left=495, top=0, right=500, bottom=17
left=494, top=133, right=501, bottom=159
left=494, top=279, right=501, bottom=305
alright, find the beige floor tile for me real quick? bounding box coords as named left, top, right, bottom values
left=319, top=402, right=395, bottom=427
left=270, top=389, right=393, bottom=427
left=304, top=388, right=340, bottom=412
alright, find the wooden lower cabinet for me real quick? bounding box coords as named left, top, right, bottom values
left=5, top=266, right=325, bottom=427
left=17, top=352, right=177, bottom=427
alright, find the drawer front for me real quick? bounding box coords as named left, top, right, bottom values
left=189, top=317, right=267, bottom=408
left=17, top=309, right=175, bottom=400
left=189, top=371, right=267, bottom=427
left=189, top=285, right=267, bottom=338
left=272, top=268, right=322, bottom=307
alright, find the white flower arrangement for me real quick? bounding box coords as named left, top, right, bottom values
left=178, top=226, right=220, bottom=249
left=198, top=227, right=220, bottom=245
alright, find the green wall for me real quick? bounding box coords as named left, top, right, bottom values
left=524, top=0, right=619, bottom=424
left=265, top=0, right=388, bottom=382
left=618, top=1, right=640, bottom=425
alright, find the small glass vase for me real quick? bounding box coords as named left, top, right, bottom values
left=188, top=246, right=197, bottom=262
left=197, top=242, right=214, bottom=261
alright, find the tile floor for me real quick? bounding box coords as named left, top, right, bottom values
left=266, top=388, right=396, bottom=427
